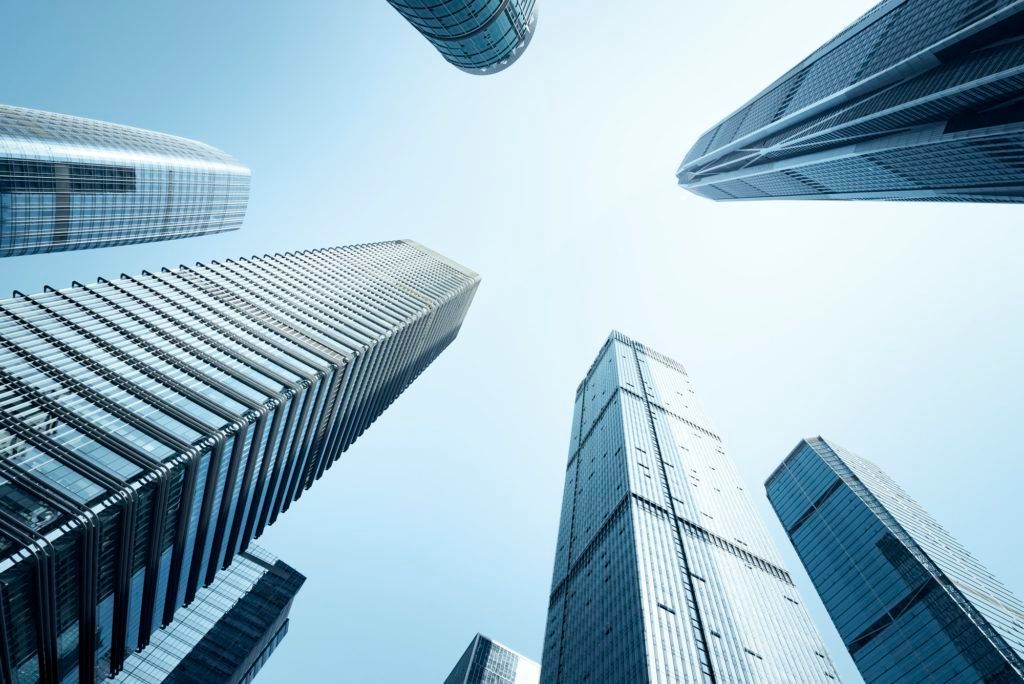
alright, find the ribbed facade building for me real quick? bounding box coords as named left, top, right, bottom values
left=444, top=634, right=540, bottom=684
left=541, top=332, right=841, bottom=683
left=767, top=437, right=1024, bottom=683
left=0, top=104, right=249, bottom=257
left=678, top=1, right=1024, bottom=202
left=0, top=240, right=478, bottom=683
left=114, top=545, right=303, bottom=684
left=386, top=0, right=538, bottom=74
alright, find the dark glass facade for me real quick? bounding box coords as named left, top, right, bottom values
left=766, top=437, right=1024, bottom=682
left=114, top=545, right=303, bottom=684
left=678, top=1, right=1024, bottom=202
left=0, top=105, right=250, bottom=257
left=541, top=332, right=840, bottom=683
left=0, top=240, right=479, bottom=683
left=386, top=0, right=538, bottom=74
left=444, top=634, right=540, bottom=684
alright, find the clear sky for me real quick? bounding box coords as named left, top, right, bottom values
left=2, top=2, right=1023, bottom=682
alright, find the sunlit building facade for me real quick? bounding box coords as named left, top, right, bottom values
left=767, top=437, right=1024, bottom=683
left=0, top=240, right=479, bottom=683
left=0, top=104, right=249, bottom=257
left=114, top=545, right=303, bottom=684
left=445, top=634, right=540, bottom=684
left=541, top=332, right=841, bottom=683
left=386, top=0, right=538, bottom=74
left=678, top=1, right=1024, bottom=202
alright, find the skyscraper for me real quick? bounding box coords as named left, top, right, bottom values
left=0, top=104, right=250, bottom=257
left=678, top=1, right=1024, bottom=202
left=0, top=240, right=479, bottom=683
left=386, top=0, right=538, bottom=75
left=114, top=545, right=304, bottom=684
left=541, top=331, right=841, bottom=683
left=766, top=437, right=1024, bottom=683
left=444, top=634, right=541, bottom=684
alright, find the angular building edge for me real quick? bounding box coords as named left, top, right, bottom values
left=0, top=239, right=479, bottom=681
left=766, top=436, right=1024, bottom=682
left=676, top=2, right=1024, bottom=203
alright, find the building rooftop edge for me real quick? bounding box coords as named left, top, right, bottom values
left=0, top=102, right=247, bottom=169
left=401, top=239, right=481, bottom=280
left=764, top=436, right=828, bottom=487
left=475, top=633, right=541, bottom=667
left=453, top=9, right=539, bottom=76
left=1, top=240, right=468, bottom=305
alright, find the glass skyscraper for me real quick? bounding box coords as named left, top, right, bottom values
left=114, top=545, right=303, bottom=684
left=678, top=1, right=1024, bottom=202
left=0, top=239, right=478, bottom=683
left=444, top=634, right=541, bottom=684
left=541, top=331, right=841, bottom=683
left=0, top=104, right=250, bottom=257
left=386, top=0, right=538, bottom=75
left=766, top=437, right=1024, bottom=683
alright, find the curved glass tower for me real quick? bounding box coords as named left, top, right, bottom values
left=0, top=105, right=250, bottom=257
left=678, top=1, right=1024, bottom=203
left=386, top=0, right=538, bottom=75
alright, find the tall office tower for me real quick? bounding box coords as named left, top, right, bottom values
left=114, top=545, right=304, bottom=684
left=0, top=240, right=479, bottom=683
left=542, top=331, right=841, bottom=683
left=767, top=437, right=1024, bottom=683
left=0, top=104, right=250, bottom=257
left=678, top=1, right=1024, bottom=202
left=386, top=0, right=538, bottom=75
left=444, top=634, right=541, bottom=684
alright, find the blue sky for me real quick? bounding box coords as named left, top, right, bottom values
left=2, top=1, right=1023, bottom=682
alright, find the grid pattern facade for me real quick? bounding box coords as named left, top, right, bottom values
left=766, top=437, right=1024, bottom=683
left=113, top=545, right=304, bottom=684
left=0, top=239, right=479, bottom=684
left=0, top=104, right=249, bottom=257
left=386, top=0, right=538, bottom=74
left=541, top=332, right=840, bottom=684
left=678, top=1, right=1024, bottom=202
left=444, top=634, right=541, bottom=684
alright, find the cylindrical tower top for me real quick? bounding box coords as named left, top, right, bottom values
left=387, top=0, right=538, bottom=75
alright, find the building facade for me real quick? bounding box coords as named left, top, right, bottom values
left=444, top=634, right=540, bottom=684
left=0, top=240, right=479, bottom=683
left=114, top=545, right=303, bottom=684
left=678, top=1, right=1024, bottom=202
left=541, top=332, right=841, bottom=683
left=766, top=437, right=1024, bottom=683
left=386, top=0, right=538, bottom=74
left=0, top=104, right=250, bottom=257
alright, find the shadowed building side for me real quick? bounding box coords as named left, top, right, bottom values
left=767, top=437, right=1024, bottom=682
left=386, top=0, right=538, bottom=74
left=678, top=1, right=1024, bottom=203
left=0, top=104, right=250, bottom=257
left=114, top=545, right=304, bottom=684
